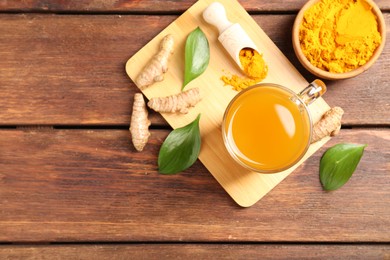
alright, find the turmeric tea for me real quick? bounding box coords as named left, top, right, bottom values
left=299, top=0, right=381, bottom=73
left=221, top=48, right=268, bottom=91
left=223, top=85, right=310, bottom=172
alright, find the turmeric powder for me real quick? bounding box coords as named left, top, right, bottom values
left=239, top=48, right=268, bottom=80
left=299, top=0, right=381, bottom=73
left=221, top=48, right=268, bottom=91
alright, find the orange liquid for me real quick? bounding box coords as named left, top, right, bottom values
left=224, top=86, right=311, bottom=172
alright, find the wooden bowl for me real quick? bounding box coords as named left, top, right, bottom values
left=292, top=0, right=386, bottom=80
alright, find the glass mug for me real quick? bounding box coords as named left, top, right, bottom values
left=222, top=80, right=326, bottom=173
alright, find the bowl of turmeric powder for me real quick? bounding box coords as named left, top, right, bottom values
left=292, top=0, right=386, bottom=80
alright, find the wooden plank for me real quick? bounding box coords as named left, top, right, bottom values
left=0, top=14, right=389, bottom=126
left=0, top=14, right=173, bottom=126
left=0, top=0, right=389, bottom=12
left=0, top=129, right=388, bottom=242
left=1, top=244, right=389, bottom=259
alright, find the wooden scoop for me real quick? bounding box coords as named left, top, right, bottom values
left=203, top=2, right=260, bottom=71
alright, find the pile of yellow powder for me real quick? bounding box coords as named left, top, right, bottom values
left=299, top=0, right=382, bottom=73
left=221, top=48, right=268, bottom=91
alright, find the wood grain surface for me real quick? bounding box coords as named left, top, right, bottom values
left=1, top=244, right=389, bottom=259
left=0, top=14, right=389, bottom=125
left=0, top=0, right=389, bottom=12
left=0, top=0, right=389, bottom=256
left=0, top=129, right=388, bottom=242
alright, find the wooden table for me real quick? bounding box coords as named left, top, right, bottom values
left=1, top=0, right=389, bottom=258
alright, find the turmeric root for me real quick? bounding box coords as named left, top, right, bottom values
left=311, top=106, right=344, bottom=143
left=148, top=88, right=201, bottom=114
left=135, top=34, right=174, bottom=89
left=130, top=93, right=151, bottom=151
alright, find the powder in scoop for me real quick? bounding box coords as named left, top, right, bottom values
left=221, top=48, right=268, bottom=91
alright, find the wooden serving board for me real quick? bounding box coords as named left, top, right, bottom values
left=126, top=0, right=330, bottom=207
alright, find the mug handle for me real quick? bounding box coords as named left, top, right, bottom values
left=298, top=79, right=327, bottom=105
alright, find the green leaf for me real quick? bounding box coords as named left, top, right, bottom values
left=320, top=143, right=367, bottom=191
left=158, top=114, right=201, bottom=174
left=183, top=27, right=210, bottom=90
